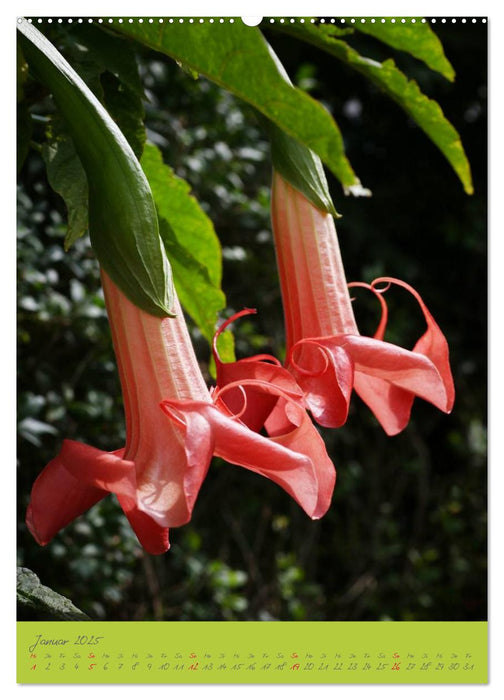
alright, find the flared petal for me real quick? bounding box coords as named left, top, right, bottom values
left=161, top=397, right=326, bottom=519
left=372, top=277, right=455, bottom=412
left=116, top=494, right=171, bottom=555
left=213, top=308, right=305, bottom=431
left=353, top=372, right=415, bottom=436
left=57, top=440, right=136, bottom=495
left=216, top=356, right=304, bottom=432
left=221, top=378, right=336, bottom=517
left=26, top=450, right=109, bottom=547
left=339, top=334, right=450, bottom=411
left=26, top=440, right=171, bottom=555
left=264, top=395, right=336, bottom=518
left=287, top=338, right=353, bottom=428
left=286, top=330, right=450, bottom=431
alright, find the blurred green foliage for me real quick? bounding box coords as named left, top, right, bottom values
left=17, top=21, right=486, bottom=622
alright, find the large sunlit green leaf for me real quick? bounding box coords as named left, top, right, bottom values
left=353, top=19, right=455, bottom=81
left=276, top=22, right=473, bottom=195
left=17, top=20, right=174, bottom=317
left=141, top=143, right=234, bottom=362
left=112, top=19, right=367, bottom=195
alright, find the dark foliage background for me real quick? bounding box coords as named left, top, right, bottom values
left=17, top=20, right=487, bottom=622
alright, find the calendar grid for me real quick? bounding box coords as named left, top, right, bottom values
left=17, top=621, right=488, bottom=684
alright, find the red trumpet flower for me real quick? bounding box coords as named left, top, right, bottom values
left=271, top=172, right=455, bottom=436
left=26, top=273, right=334, bottom=554
left=213, top=309, right=336, bottom=518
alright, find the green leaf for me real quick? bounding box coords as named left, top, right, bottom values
left=42, top=126, right=89, bottom=250
left=17, top=567, right=91, bottom=621
left=268, top=121, right=341, bottom=216
left=276, top=23, right=473, bottom=195
left=353, top=19, right=455, bottom=81
left=18, top=20, right=174, bottom=317
left=111, top=19, right=366, bottom=195
left=57, top=24, right=146, bottom=158
left=141, top=143, right=234, bottom=362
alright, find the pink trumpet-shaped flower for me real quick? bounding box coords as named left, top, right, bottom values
left=213, top=309, right=336, bottom=518
left=271, top=172, right=455, bottom=436
left=26, top=272, right=335, bottom=555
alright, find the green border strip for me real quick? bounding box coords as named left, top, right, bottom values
left=18, top=621, right=487, bottom=684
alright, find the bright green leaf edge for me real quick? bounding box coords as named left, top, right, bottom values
left=18, top=20, right=175, bottom=318
left=276, top=23, right=473, bottom=195
left=353, top=18, right=456, bottom=81
left=112, top=19, right=367, bottom=195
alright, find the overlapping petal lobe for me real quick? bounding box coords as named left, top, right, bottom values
left=266, top=397, right=336, bottom=518
left=287, top=339, right=353, bottom=428
left=162, top=398, right=320, bottom=519
left=159, top=402, right=215, bottom=523
left=128, top=427, right=207, bottom=531
left=25, top=451, right=109, bottom=547
left=353, top=372, right=415, bottom=436
left=215, top=358, right=302, bottom=432
left=337, top=334, right=450, bottom=411
left=58, top=440, right=136, bottom=496
left=115, top=494, right=170, bottom=555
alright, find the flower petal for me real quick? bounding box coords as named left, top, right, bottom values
left=372, top=277, right=455, bottom=413
left=161, top=398, right=323, bottom=518
left=336, top=334, right=450, bottom=412
left=216, top=356, right=303, bottom=432
left=287, top=338, right=354, bottom=428
left=353, top=372, right=415, bottom=436
left=116, top=494, right=171, bottom=555
left=213, top=308, right=304, bottom=432
left=265, top=395, right=336, bottom=518
left=26, top=440, right=171, bottom=554
left=26, top=449, right=109, bottom=547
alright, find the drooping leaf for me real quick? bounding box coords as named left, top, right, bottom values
left=275, top=22, right=473, bottom=195
left=267, top=121, right=341, bottom=216
left=17, top=567, right=91, bottom=621
left=353, top=19, right=455, bottom=81
left=18, top=20, right=174, bottom=318
left=112, top=19, right=366, bottom=195
left=55, top=24, right=146, bottom=158
left=140, top=143, right=234, bottom=362
left=37, top=23, right=146, bottom=249
left=42, top=124, right=89, bottom=250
